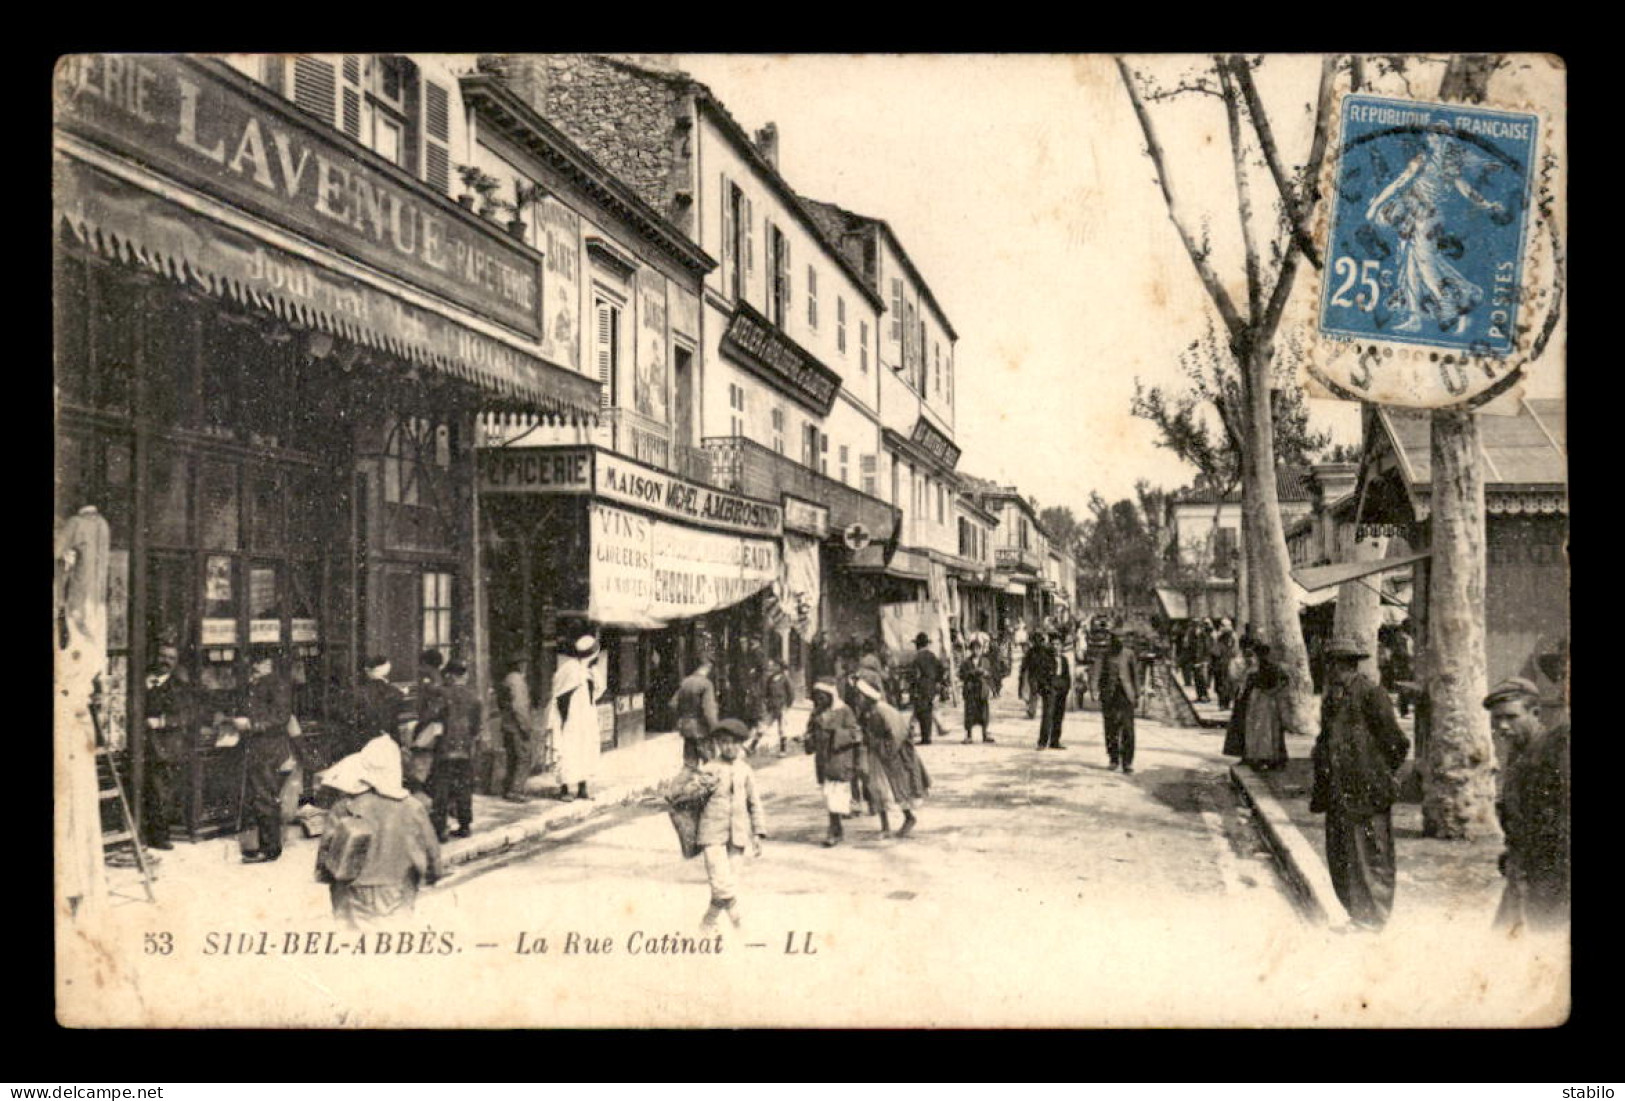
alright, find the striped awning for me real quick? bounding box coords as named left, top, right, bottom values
left=54, top=156, right=602, bottom=422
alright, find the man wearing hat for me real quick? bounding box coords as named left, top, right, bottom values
left=696, top=718, right=767, bottom=929
left=960, top=638, right=995, bottom=744
left=908, top=632, right=945, bottom=745
left=428, top=661, right=480, bottom=841
left=318, top=734, right=443, bottom=928
left=1483, top=677, right=1569, bottom=933
left=546, top=635, right=606, bottom=801
left=235, top=646, right=296, bottom=864
left=139, top=642, right=192, bottom=851
left=1097, top=630, right=1139, bottom=769
left=1310, top=634, right=1410, bottom=930
left=1038, top=631, right=1073, bottom=751
left=671, top=657, right=721, bottom=767
left=805, top=679, right=862, bottom=846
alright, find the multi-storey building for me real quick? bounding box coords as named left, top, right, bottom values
left=1163, top=467, right=1314, bottom=624
left=473, top=53, right=898, bottom=691
left=962, top=476, right=1052, bottom=634
left=54, top=54, right=606, bottom=838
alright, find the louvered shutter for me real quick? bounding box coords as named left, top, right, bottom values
left=423, top=79, right=452, bottom=193
left=595, top=300, right=615, bottom=410
left=340, top=55, right=364, bottom=140
left=782, top=235, right=791, bottom=321
left=719, top=173, right=734, bottom=300
left=292, top=55, right=338, bottom=128
left=744, top=196, right=755, bottom=282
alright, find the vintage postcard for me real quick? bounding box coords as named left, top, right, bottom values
left=53, top=52, right=1568, bottom=1028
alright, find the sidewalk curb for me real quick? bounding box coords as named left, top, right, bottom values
left=1228, top=765, right=1350, bottom=929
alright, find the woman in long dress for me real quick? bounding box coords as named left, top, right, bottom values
left=1240, top=644, right=1289, bottom=770
left=546, top=635, right=606, bottom=801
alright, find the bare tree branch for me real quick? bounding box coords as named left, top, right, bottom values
left=1116, top=56, right=1248, bottom=346
left=1233, top=57, right=1323, bottom=271
left=1219, top=57, right=1263, bottom=324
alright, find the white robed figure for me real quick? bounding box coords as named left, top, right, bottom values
left=545, top=635, right=606, bottom=801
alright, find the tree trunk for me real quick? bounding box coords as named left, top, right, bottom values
left=1332, top=534, right=1388, bottom=683
left=1242, top=344, right=1318, bottom=734
left=1422, top=410, right=1501, bottom=838
left=1420, top=54, right=1503, bottom=840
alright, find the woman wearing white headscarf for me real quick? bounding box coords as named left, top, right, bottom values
left=546, top=635, right=606, bottom=801
left=317, top=735, right=442, bottom=928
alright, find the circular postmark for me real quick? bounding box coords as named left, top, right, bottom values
left=1300, top=88, right=1563, bottom=410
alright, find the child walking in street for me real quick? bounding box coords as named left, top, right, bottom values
left=697, top=718, right=767, bottom=930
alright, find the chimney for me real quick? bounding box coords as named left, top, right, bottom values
left=1309, top=462, right=1359, bottom=509
left=754, top=122, right=779, bottom=170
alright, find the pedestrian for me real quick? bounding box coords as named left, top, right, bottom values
left=235, top=646, right=296, bottom=864
left=1021, top=631, right=1052, bottom=721
left=808, top=631, right=834, bottom=699
left=1236, top=644, right=1289, bottom=770
left=852, top=679, right=928, bottom=839
left=1184, top=620, right=1212, bottom=702
left=805, top=680, right=862, bottom=846
left=739, top=638, right=767, bottom=744
left=497, top=655, right=535, bottom=803
left=1309, top=635, right=1410, bottom=931
left=761, top=656, right=794, bottom=754
left=428, top=661, right=479, bottom=841
left=1210, top=625, right=1237, bottom=710
left=545, top=635, right=605, bottom=801
left=960, top=638, right=994, bottom=743
left=989, top=632, right=1008, bottom=698
left=1483, top=678, right=1570, bottom=933
left=1097, top=631, right=1139, bottom=772
left=696, top=718, right=767, bottom=930
left=140, top=642, right=192, bottom=851
left=406, top=648, right=446, bottom=794
left=356, top=655, right=405, bottom=761
left=908, top=632, right=945, bottom=745
left=671, top=657, right=720, bottom=767
left=318, top=732, right=443, bottom=929
left=1039, top=632, right=1071, bottom=750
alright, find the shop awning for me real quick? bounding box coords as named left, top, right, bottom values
left=848, top=544, right=930, bottom=580
left=1291, top=553, right=1429, bottom=593
left=1291, top=579, right=1340, bottom=608
left=1154, top=586, right=1190, bottom=619
left=1004, top=580, right=1029, bottom=596
left=54, top=156, right=602, bottom=422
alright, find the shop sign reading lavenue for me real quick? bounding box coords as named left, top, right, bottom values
left=478, top=446, right=783, bottom=538
left=53, top=55, right=543, bottom=340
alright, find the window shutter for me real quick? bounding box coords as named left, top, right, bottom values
left=340, top=56, right=364, bottom=140
left=423, top=79, right=452, bottom=193
left=595, top=300, right=615, bottom=410
left=783, top=236, right=791, bottom=317
left=744, top=196, right=755, bottom=280
left=719, top=174, right=734, bottom=299
left=292, top=55, right=338, bottom=128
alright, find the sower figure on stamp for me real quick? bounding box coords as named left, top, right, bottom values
left=429, top=661, right=480, bottom=842
left=1310, top=635, right=1410, bottom=931
left=671, top=657, right=720, bottom=767
left=697, top=719, right=766, bottom=930
left=805, top=680, right=861, bottom=847
left=1484, top=677, right=1570, bottom=934
left=141, top=641, right=192, bottom=851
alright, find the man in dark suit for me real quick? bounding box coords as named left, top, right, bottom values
left=1098, top=632, right=1140, bottom=772
left=140, top=643, right=191, bottom=850
left=236, top=646, right=294, bottom=864
left=671, top=657, right=720, bottom=767
left=1039, top=632, right=1072, bottom=750
left=429, top=661, right=481, bottom=841
left=908, top=633, right=944, bottom=745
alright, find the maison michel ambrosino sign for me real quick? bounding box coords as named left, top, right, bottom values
left=479, top=446, right=784, bottom=539
left=53, top=54, right=544, bottom=340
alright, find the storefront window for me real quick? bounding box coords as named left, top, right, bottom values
left=422, top=570, right=453, bottom=653
left=142, top=294, right=200, bottom=428
left=250, top=468, right=286, bottom=553
left=146, top=446, right=190, bottom=547
left=249, top=563, right=282, bottom=645
left=199, top=461, right=240, bottom=550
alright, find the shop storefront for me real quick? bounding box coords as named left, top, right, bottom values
left=54, top=56, right=599, bottom=840
left=478, top=445, right=783, bottom=745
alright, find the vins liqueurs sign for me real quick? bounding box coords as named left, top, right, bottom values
left=54, top=55, right=543, bottom=339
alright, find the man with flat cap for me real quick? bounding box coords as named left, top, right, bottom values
left=908, top=632, right=945, bottom=745
left=697, top=718, right=766, bottom=929
left=235, top=646, right=297, bottom=864
left=1310, top=634, right=1410, bottom=929
left=671, top=656, right=720, bottom=767
left=1483, top=677, right=1570, bottom=932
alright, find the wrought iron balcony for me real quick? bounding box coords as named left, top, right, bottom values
left=701, top=435, right=897, bottom=538
left=995, top=545, right=1043, bottom=575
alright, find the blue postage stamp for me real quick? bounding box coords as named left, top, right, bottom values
left=1320, top=94, right=1538, bottom=356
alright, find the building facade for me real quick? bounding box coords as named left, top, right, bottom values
left=54, top=54, right=602, bottom=838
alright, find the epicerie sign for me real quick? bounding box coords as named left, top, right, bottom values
left=478, top=448, right=593, bottom=494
